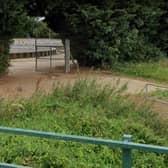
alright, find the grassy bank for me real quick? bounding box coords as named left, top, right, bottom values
left=0, top=80, right=167, bottom=167
left=149, top=89, right=168, bottom=102
left=112, top=59, right=168, bottom=83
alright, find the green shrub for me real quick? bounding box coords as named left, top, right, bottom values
left=67, top=5, right=165, bottom=66
left=30, top=0, right=167, bottom=66
left=0, top=40, right=10, bottom=74
left=150, top=89, right=168, bottom=101
left=0, top=0, right=25, bottom=74
left=0, top=80, right=167, bottom=167
left=112, top=59, right=168, bottom=83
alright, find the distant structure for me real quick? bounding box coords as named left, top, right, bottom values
left=9, top=38, right=73, bottom=73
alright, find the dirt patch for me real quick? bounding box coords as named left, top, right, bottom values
left=0, top=69, right=149, bottom=99
left=152, top=103, right=168, bottom=120
left=0, top=58, right=167, bottom=119
left=0, top=59, right=164, bottom=97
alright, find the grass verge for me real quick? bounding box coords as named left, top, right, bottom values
left=112, top=59, right=168, bottom=83
left=149, top=89, right=168, bottom=102
left=0, top=80, right=167, bottom=167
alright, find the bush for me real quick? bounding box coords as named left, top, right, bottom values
left=112, top=59, right=168, bottom=82
left=0, top=0, right=25, bottom=74
left=31, top=0, right=167, bottom=66
left=0, top=80, right=167, bottom=167
left=14, top=15, right=58, bottom=38
left=66, top=3, right=166, bottom=66
left=0, top=40, right=10, bottom=74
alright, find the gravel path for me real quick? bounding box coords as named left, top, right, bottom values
left=0, top=58, right=167, bottom=119
left=0, top=58, right=164, bottom=99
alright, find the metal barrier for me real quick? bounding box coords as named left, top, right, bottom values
left=145, top=83, right=168, bottom=105
left=10, top=38, right=64, bottom=54
left=9, top=38, right=71, bottom=73
left=0, top=163, right=30, bottom=168
left=34, top=39, right=70, bottom=73
left=35, top=45, right=59, bottom=72
left=0, top=127, right=167, bottom=168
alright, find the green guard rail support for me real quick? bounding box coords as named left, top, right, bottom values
left=0, top=163, right=30, bottom=168
left=0, top=126, right=168, bottom=168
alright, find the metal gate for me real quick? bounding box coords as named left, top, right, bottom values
left=10, top=38, right=71, bottom=73
left=145, top=83, right=168, bottom=105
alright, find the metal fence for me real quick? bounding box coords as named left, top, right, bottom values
left=35, top=44, right=62, bottom=72
left=9, top=38, right=71, bottom=73
left=9, top=38, right=64, bottom=54
left=145, top=83, right=168, bottom=105
left=0, top=127, right=168, bottom=168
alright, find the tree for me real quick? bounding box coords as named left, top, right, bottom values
left=14, top=16, right=57, bottom=38
left=0, top=0, right=25, bottom=74
left=26, top=0, right=167, bottom=66
left=1, top=0, right=167, bottom=74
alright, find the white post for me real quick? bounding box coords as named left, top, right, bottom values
left=65, top=39, right=70, bottom=73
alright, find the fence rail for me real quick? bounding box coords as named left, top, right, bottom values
left=0, top=163, right=30, bottom=168
left=145, top=83, right=168, bottom=105
left=10, top=38, right=64, bottom=54
left=0, top=127, right=168, bottom=168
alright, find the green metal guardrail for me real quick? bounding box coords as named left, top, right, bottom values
left=0, top=127, right=168, bottom=168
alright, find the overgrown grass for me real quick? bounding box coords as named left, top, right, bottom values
left=0, top=80, right=167, bottom=167
left=149, top=89, right=168, bottom=102
left=112, top=59, right=168, bottom=83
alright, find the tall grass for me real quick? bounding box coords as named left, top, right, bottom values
left=0, top=80, right=167, bottom=167
left=112, top=59, right=168, bottom=83
left=149, top=89, right=168, bottom=101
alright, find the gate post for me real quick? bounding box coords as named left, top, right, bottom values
left=65, top=39, right=70, bottom=73
left=122, top=134, right=132, bottom=168
left=35, top=38, right=38, bottom=71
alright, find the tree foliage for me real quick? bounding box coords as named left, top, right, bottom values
left=26, top=0, right=168, bottom=66
left=0, top=0, right=25, bottom=74
left=0, top=0, right=57, bottom=74
left=14, top=15, right=58, bottom=38
left=0, top=0, right=168, bottom=73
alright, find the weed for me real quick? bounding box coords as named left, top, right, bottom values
left=0, top=80, right=167, bottom=167
left=112, top=59, right=168, bottom=83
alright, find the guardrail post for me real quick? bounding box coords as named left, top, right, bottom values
left=35, top=38, right=38, bottom=71
left=145, top=84, right=148, bottom=100
left=50, top=47, right=52, bottom=71
left=122, top=134, right=132, bottom=168
left=65, top=39, right=70, bottom=73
